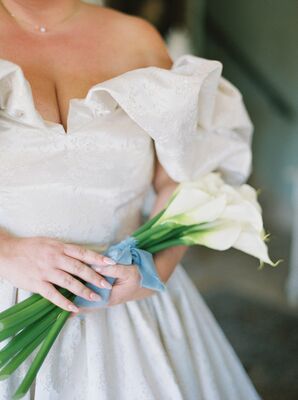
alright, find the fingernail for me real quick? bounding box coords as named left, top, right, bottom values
left=100, top=280, right=112, bottom=289
left=90, top=293, right=102, bottom=301
left=103, top=257, right=116, bottom=265
left=68, top=304, right=79, bottom=313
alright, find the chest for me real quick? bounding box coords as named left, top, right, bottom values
left=0, top=29, right=133, bottom=132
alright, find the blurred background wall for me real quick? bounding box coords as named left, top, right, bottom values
left=86, top=1, right=298, bottom=398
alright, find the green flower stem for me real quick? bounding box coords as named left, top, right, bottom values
left=0, top=287, right=71, bottom=333
left=136, top=230, right=171, bottom=248
left=0, top=307, right=62, bottom=368
left=0, top=329, right=49, bottom=381
left=143, top=224, right=214, bottom=253
left=132, top=209, right=165, bottom=237
left=0, top=304, right=53, bottom=343
left=0, top=294, right=41, bottom=322
left=133, top=223, right=167, bottom=245
left=0, top=298, right=56, bottom=332
left=146, top=238, right=188, bottom=254
left=136, top=221, right=188, bottom=248
left=0, top=286, right=69, bottom=325
left=0, top=286, right=74, bottom=343
left=181, top=222, right=215, bottom=234
left=12, top=309, right=71, bottom=400
left=143, top=223, right=213, bottom=249
left=139, top=225, right=188, bottom=250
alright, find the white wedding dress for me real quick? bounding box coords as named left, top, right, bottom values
left=0, top=54, right=260, bottom=400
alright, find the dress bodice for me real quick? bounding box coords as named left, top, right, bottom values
left=0, top=54, right=253, bottom=249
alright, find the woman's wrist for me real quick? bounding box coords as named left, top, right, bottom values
left=153, top=245, right=188, bottom=283
left=0, top=231, right=17, bottom=254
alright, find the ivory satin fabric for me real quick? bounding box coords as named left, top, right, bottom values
left=0, top=54, right=260, bottom=399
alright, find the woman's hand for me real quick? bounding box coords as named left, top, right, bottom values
left=76, top=263, right=156, bottom=314
left=104, top=264, right=157, bottom=306
left=0, top=235, right=116, bottom=313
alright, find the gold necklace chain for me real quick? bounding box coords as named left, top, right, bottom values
left=0, top=1, right=81, bottom=33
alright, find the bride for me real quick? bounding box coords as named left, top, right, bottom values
left=0, top=1, right=260, bottom=399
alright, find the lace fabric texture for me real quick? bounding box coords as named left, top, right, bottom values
left=0, top=54, right=259, bottom=399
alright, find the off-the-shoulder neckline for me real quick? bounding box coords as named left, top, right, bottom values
left=0, top=56, right=174, bottom=87
left=0, top=57, right=177, bottom=135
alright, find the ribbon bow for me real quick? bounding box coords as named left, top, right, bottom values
left=74, top=236, right=166, bottom=308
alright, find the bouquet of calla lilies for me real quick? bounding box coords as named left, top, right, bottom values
left=0, top=173, right=277, bottom=399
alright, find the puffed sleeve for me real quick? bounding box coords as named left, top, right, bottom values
left=87, top=54, right=253, bottom=184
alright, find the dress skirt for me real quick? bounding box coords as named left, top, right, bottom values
left=0, top=264, right=260, bottom=400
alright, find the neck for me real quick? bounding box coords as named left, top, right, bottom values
left=1, top=0, right=81, bottom=26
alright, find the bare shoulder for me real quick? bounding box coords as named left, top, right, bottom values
left=84, top=4, right=173, bottom=70
left=116, top=13, right=174, bottom=69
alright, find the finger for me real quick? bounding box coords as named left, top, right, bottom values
left=59, top=255, right=112, bottom=289
left=39, top=282, right=79, bottom=313
left=63, top=244, right=116, bottom=267
left=93, top=264, right=128, bottom=279
left=49, top=270, right=103, bottom=302
left=76, top=307, right=98, bottom=315
left=106, top=285, right=126, bottom=307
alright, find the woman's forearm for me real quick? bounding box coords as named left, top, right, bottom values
left=153, top=245, right=187, bottom=283
left=0, top=229, right=13, bottom=242
left=149, top=183, right=188, bottom=283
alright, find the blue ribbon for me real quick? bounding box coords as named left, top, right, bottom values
left=74, top=236, right=166, bottom=308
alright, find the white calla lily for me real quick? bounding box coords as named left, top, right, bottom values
left=233, top=229, right=274, bottom=266
left=183, top=221, right=242, bottom=250
left=159, top=188, right=210, bottom=221
left=238, top=184, right=262, bottom=213
left=174, top=195, right=227, bottom=225
left=150, top=172, right=276, bottom=266
left=221, top=202, right=263, bottom=231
